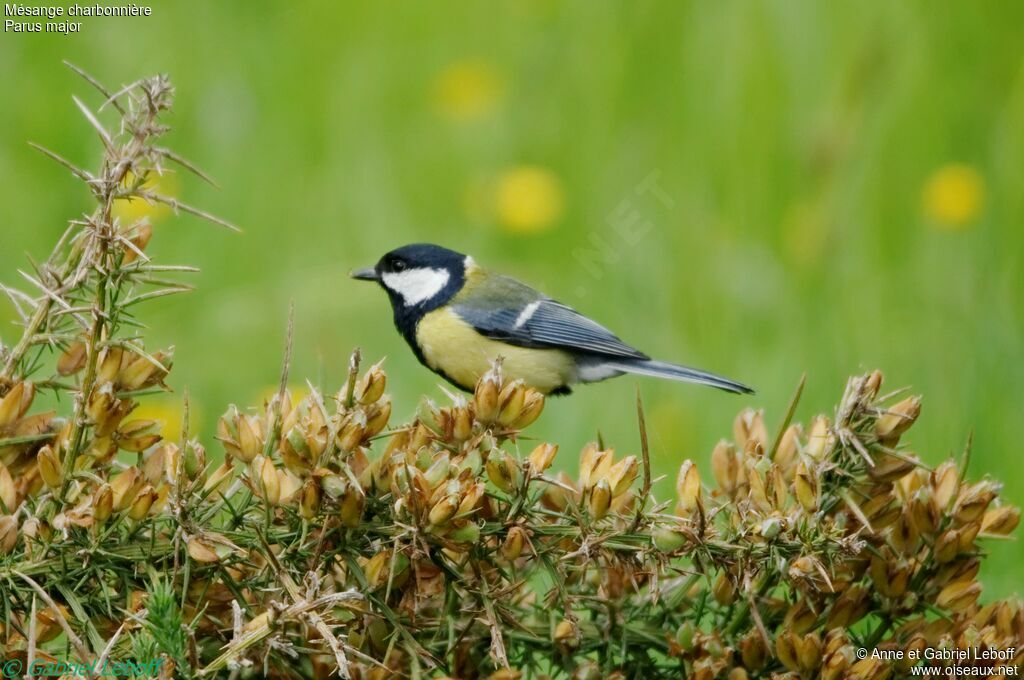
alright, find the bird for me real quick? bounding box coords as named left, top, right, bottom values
left=351, top=243, right=752, bottom=396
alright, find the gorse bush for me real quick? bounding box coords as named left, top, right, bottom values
left=0, top=67, right=1021, bottom=680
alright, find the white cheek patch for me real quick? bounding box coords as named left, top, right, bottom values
left=381, top=267, right=451, bottom=306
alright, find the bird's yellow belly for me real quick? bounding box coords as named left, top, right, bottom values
left=416, top=308, right=576, bottom=394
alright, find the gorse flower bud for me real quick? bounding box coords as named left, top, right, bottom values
left=473, top=363, right=502, bottom=423
left=937, top=580, right=981, bottom=613
left=526, top=442, right=558, bottom=474
left=805, top=416, right=833, bottom=461
left=128, top=484, right=157, bottom=520
left=954, top=480, right=997, bottom=524
left=501, top=526, right=527, bottom=560
left=675, top=459, right=701, bottom=515
left=710, top=440, right=738, bottom=495
left=92, top=483, right=113, bottom=524
left=56, top=341, right=88, bottom=376
left=496, top=380, right=526, bottom=427
left=36, top=445, right=63, bottom=490
left=485, top=450, right=521, bottom=494
left=0, top=463, right=15, bottom=512
left=297, top=478, right=321, bottom=519
left=0, top=515, right=18, bottom=554
left=793, top=460, right=818, bottom=512
left=931, top=460, right=960, bottom=510
left=0, top=381, right=35, bottom=427
left=588, top=479, right=612, bottom=520
left=733, top=408, right=768, bottom=452
left=981, top=505, right=1020, bottom=535
left=875, top=396, right=922, bottom=441
left=356, top=361, right=387, bottom=405
left=511, top=389, right=545, bottom=429
left=605, top=455, right=638, bottom=498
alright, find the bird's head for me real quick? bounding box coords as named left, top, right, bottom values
left=351, top=243, right=470, bottom=312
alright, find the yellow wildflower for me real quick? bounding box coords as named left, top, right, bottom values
left=494, top=166, right=565, bottom=234
left=432, top=59, right=505, bottom=122
left=922, top=163, right=985, bottom=228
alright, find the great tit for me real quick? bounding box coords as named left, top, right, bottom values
left=351, top=244, right=752, bottom=396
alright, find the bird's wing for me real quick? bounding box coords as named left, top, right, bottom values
left=451, top=274, right=648, bottom=360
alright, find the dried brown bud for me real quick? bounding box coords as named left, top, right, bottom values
left=931, top=460, right=960, bottom=511
left=875, top=396, right=921, bottom=441
left=578, top=444, right=612, bottom=491
left=0, top=515, right=18, bottom=553
left=606, top=455, right=638, bottom=497
left=97, top=347, right=125, bottom=383
left=0, top=381, right=34, bottom=427
left=805, top=416, right=834, bottom=461
left=57, top=341, right=88, bottom=376
left=712, top=571, right=736, bottom=606
left=485, top=450, right=521, bottom=494
left=908, top=487, right=940, bottom=535
left=496, top=380, right=527, bottom=427
left=37, top=445, right=63, bottom=490
left=936, top=579, right=981, bottom=613
left=473, top=364, right=502, bottom=424
left=711, top=440, right=738, bottom=494
left=511, top=390, right=545, bottom=429
left=981, top=505, right=1020, bottom=536
left=187, top=535, right=221, bottom=563
left=739, top=629, right=767, bottom=670
left=93, top=483, right=113, bottom=524
left=0, top=462, right=16, bottom=512
left=774, top=424, right=803, bottom=471
left=128, top=484, right=157, bottom=520
left=733, top=408, right=768, bottom=451
left=784, top=599, right=817, bottom=634
left=869, top=551, right=910, bottom=598
left=338, top=414, right=366, bottom=454
left=553, top=618, right=579, bottom=651
left=356, top=362, right=387, bottom=404
left=428, top=494, right=459, bottom=527
left=501, top=526, right=528, bottom=560
left=954, top=481, right=998, bottom=524
left=119, top=353, right=159, bottom=391
left=869, top=451, right=916, bottom=482
left=298, top=478, right=321, bottom=519
left=588, top=479, right=612, bottom=520
left=111, top=466, right=145, bottom=511
left=120, top=222, right=153, bottom=265
left=235, top=412, right=264, bottom=463
left=252, top=455, right=281, bottom=506
left=116, top=419, right=162, bottom=452
left=675, top=459, right=702, bottom=515
left=451, top=405, right=474, bottom=442
left=364, top=399, right=391, bottom=439
left=775, top=631, right=800, bottom=672
left=795, top=633, right=823, bottom=672
left=864, top=370, right=884, bottom=399
left=793, top=460, right=818, bottom=512
left=527, top=443, right=558, bottom=474
left=362, top=550, right=409, bottom=591
left=827, top=585, right=869, bottom=629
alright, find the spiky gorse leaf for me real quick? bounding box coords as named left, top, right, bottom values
left=0, top=67, right=1021, bottom=680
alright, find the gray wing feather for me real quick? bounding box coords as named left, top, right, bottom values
left=453, top=278, right=647, bottom=360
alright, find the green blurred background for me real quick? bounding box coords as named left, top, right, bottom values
left=1, top=2, right=1022, bottom=596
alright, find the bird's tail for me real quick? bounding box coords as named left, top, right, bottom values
left=603, top=358, right=754, bottom=394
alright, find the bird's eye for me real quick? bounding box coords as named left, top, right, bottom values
left=391, top=258, right=407, bottom=272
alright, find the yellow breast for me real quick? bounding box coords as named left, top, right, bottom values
left=416, top=307, right=576, bottom=394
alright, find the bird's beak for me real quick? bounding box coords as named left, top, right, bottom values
left=350, top=267, right=380, bottom=282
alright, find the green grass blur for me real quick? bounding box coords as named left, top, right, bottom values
left=1, top=2, right=1022, bottom=596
